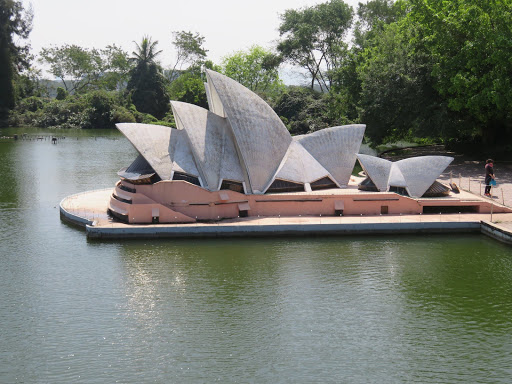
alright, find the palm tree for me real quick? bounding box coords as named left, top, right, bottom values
left=131, top=35, right=162, bottom=66
left=127, top=35, right=169, bottom=119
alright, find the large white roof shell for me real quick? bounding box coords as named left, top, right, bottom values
left=298, top=125, right=366, bottom=187
left=205, top=69, right=292, bottom=193
left=171, top=101, right=244, bottom=190
left=357, top=154, right=453, bottom=197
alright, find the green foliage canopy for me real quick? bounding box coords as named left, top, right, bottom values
left=169, top=31, right=208, bottom=81
left=221, top=45, right=284, bottom=97
left=408, top=0, right=512, bottom=143
left=277, top=0, right=353, bottom=91
left=39, top=44, right=131, bottom=94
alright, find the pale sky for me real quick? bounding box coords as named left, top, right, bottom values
left=23, top=0, right=362, bottom=75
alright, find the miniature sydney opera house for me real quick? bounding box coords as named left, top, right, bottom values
left=108, top=70, right=455, bottom=224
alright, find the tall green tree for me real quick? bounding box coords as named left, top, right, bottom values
left=169, top=31, right=208, bottom=81
left=356, top=21, right=458, bottom=144
left=127, top=36, right=169, bottom=119
left=353, top=0, right=407, bottom=49
left=221, top=45, right=284, bottom=97
left=0, top=0, right=32, bottom=123
left=39, top=45, right=103, bottom=93
left=39, top=44, right=132, bottom=93
left=99, top=45, right=132, bottom=91
left=273, top=86, right=336, bottom=135
left=277, top=0, right=353, bottom=91
left=408, top=0, right=512, bottom=145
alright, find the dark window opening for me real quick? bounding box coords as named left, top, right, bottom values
left=423, top=206, right=479, bottom=214
left=381, top=205, right=388, bottom=214
left=220, top=179, right=244, bottom=193
left=112, top=193, right=132, bottom=204
left=335, top=209, right=344, bottom=216
left=108, top=208, right=129, bottom=223
left=266, top=179, right=304, bottom=193
left=152, top=216, right=159, bottom=224
left=311, top=177, right=338, bottom=191
left=389, top=186, right=409, bottom=196
left=119, top=184, right=136, bottom=193
left=358, top=177, right=379, bottom=192
left=239, top=209, right=249, bottom=218
left=172, top=171, right=201, bottom=186
left=122, top=173, right=161, bottom=185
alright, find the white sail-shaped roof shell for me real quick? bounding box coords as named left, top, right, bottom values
left=298, top=125, right=365, bottom=187
left=357, top=154, right=453, bottom=197
left=205, top=69, right=292, bottom=193
left=396, top=156, right=454, bottom=197
left=116, top=123, right=175, bottom=180
left=171, top=101, right=244, bottom=190
left=275, top=141, right=334, bottom=185
left=168, top=129, right=201, bottom=178
left=116, top=123, right=200, bottom=181
left=356, top=154, right=392, bottom=192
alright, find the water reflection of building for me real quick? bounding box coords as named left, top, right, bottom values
left=108, top=70, right=454, bottom=224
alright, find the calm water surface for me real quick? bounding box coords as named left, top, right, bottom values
left=1, top=128, right=512, bottom=383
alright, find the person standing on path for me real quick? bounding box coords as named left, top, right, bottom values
left=485, top=159, right=495, bottom=196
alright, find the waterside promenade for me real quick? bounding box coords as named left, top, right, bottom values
left=60, top=187, right=512, bottom=244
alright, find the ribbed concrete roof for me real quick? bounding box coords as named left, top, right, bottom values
left=396, top=156, right=453, bottom=197
left=205, top=69, right=292, bottom=193
left=116, top=123, right=174, bottom=180
left=357, top=154, right=453, bottom=197
left=116, top=123, right=200, bottom=181
left=356, top=154, right=392, bottom=192
left=168, top=129, right=200, bottom=178
left=275, top=141, right=332, bottom=184
left=298, top=125, right=366, bottom=187
left=171, top=101, right=244, bottom=190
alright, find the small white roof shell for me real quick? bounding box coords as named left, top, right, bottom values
left=357, top=154, right=453, bottom=197
left=396, top=156, right=454, bottom=197
left=356, top=154, right=392, bottom=192
left=275, top=141, right=333, bottom=184
left=116, top=123, right=200, bottom=180
left=298, top=125, right=366, bottom=187
left=116, top=123, right=174, bottom=180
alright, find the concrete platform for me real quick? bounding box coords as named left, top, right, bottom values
left=60, top=188, right=512, bottom=243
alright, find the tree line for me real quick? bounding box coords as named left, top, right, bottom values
left=1, top=0, right=511, bottom=154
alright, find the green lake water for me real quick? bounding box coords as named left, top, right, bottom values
left=1, top=128, right=512, bottom=383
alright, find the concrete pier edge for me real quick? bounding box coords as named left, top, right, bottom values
left=60, top=190, right=512, bottom=244
left=84, top=221, right=481, bottom=239
left=59, top=194, right=94, bottom=227
left=481, top=221, right=512, bottom=245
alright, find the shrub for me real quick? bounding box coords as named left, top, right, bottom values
left=56, top=87, right=68, bottom=100
left=112, top=106, right=136, bottom=123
